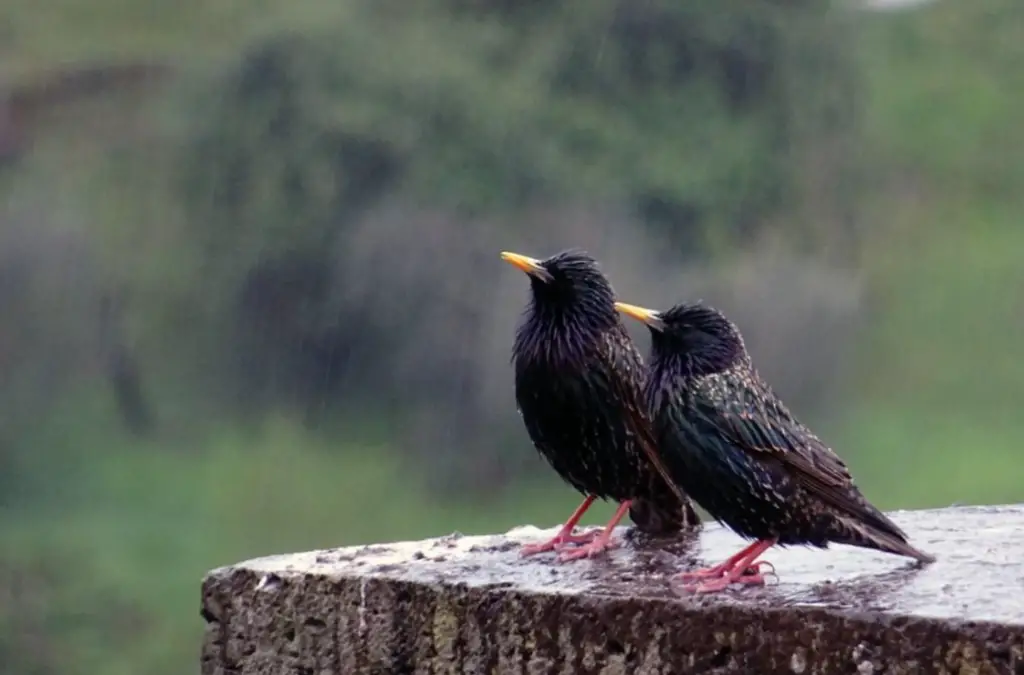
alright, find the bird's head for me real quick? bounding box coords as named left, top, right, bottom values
left=614, top=300, right=746, bottom=375
left=501, top=248, right=617, bottom=326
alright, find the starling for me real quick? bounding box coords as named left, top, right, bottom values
left=501, top=250, right=700, bottom=561
left=615, top=300, right=935, bottom=592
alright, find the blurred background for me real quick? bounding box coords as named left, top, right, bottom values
left=1, top=0, right=1022, bottom=672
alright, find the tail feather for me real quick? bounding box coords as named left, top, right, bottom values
left=836, top=515, right=936, bottom=564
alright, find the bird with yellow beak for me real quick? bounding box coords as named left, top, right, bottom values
left=500, top=249, right=699, bottom=561
left=616, top=298, right=934, bottom=592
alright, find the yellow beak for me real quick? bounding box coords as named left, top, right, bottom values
left=501, top=251, right=553, bottom=282
left=614, top=302, right=666, bottom=331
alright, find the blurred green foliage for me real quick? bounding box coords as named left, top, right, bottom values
left=2, top=1, right=1024, bottom=674
left=165, top=0, right=862, bottom=480
left=178, top=0, right=857, bottom=266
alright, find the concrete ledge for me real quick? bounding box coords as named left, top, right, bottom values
left=201, top=505, right=1024, bottom=674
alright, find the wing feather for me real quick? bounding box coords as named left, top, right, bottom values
left=693, top=381, right=906, bottom=539
left=597, top=328, right=692, bottom=510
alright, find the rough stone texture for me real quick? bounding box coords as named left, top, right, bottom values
left=201, top=505, right=1024, bottom=675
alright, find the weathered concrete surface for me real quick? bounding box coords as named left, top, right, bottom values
left=201, top=504, right=1024, bottom=675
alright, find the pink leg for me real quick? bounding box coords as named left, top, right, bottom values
left=677, top=539, right=774, bottom=582
left=679, top=539, right=778, bottom=594
left=677, top=540, right=766, bottom=581
left=556, top=500, right=632, bottom=562
left=520, top=495, right=599, bottom=557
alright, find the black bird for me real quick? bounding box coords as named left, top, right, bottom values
left=615, top=300, right=935, bottom=592
left=502, top=250, right=700, bottom=561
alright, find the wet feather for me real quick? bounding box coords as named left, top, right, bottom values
left=641, top=302, right=933, bottom=562
left=511, top=250, right=699, bottom=534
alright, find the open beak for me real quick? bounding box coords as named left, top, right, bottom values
left=614, top=302, right=666, bottom=332
left=501, top=251, right=553, bottom=282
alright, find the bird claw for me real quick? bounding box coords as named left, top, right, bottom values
left=748, top=560, right=777, bottom=579
left=677, top=565, right=731, bottom=582
left=683, top=571, right=769, bottom=594
left=677, top=563, right=759, bottom=581
left=555, top=536, right=620, bottom=562
left=519, top=529, right=600, bottom=557
left=675, top=560, right=777, bottom=593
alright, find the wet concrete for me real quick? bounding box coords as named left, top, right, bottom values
left=201, top=504, right=1024, bottom=674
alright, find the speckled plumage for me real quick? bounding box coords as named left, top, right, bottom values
left=508, top=250, right=699, bottom=538
left=636, top=302, right=934, bottom=562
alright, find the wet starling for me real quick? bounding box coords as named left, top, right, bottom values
left=501, top=250, right=700, bottom=561
left=615, top=300, right=935, bottom=592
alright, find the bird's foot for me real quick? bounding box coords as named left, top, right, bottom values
left=676, top=561, right=765, bottom=582
left=677, top=560, right=776, bottom=594
left=555, top=534, right=620, bottom=562
left=519, top=529, right=600, bottom=557
left=676, top=563, right=731, bottom=582
left=675, top=538, right=778, bottom=591
left=684, top=571, right=768, bottom=594
left=746, top=560, right=776, bottom=578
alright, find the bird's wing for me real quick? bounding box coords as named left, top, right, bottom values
left=598, top=330, right=691, bottom=508
left=692, top=380, right=899, bottom=534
